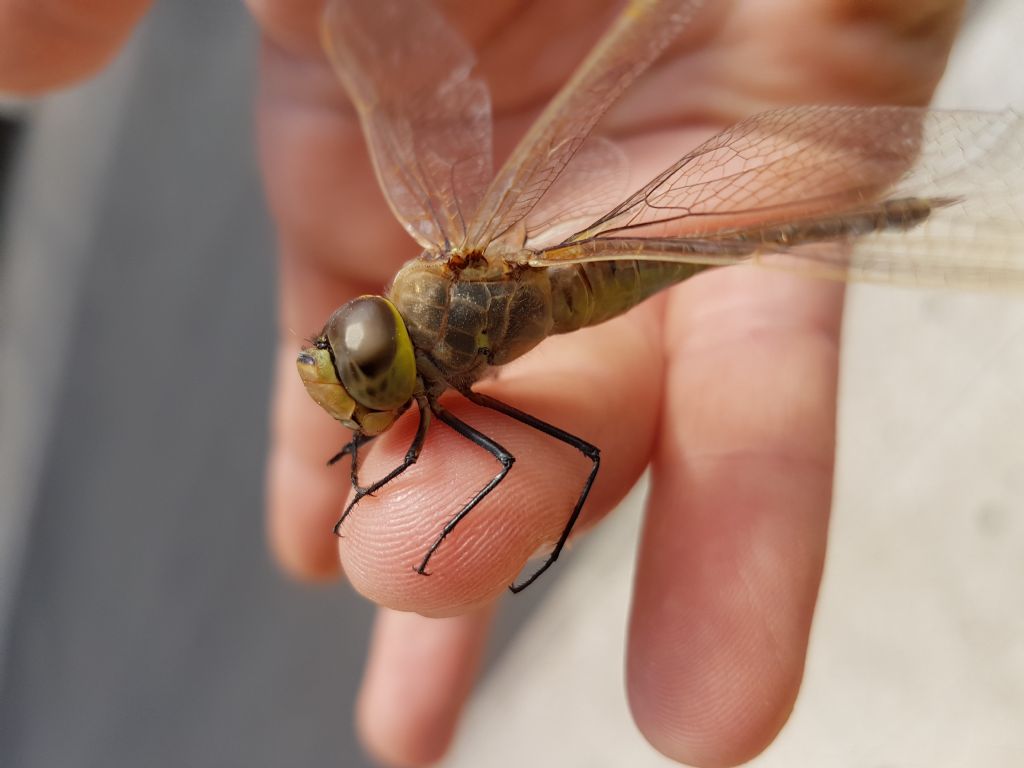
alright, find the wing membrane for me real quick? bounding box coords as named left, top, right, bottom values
left=530, top=108, right=1024, bottom=291
left=487, top=136, right=630, bottom=253
left=464, top=0, right=708, bottom=250
left=323, top=0, right=492, bottom=251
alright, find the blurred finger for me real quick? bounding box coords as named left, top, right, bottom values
left=357, top=605, right=494, bottom=767
left=0, top=0, right=152, bottom=93
left=255, top=14, right=416, bottom=578
left=627, top=267, right=841, bottom=766
left=268, top=337, right=349, bottom=580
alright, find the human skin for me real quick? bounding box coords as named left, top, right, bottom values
left=1, top=1, right=964, bottom=765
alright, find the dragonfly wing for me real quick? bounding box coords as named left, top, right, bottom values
left=752, top=205, right=1024, bottom=291
left=529, top=107, right=1024, bottom=291
left=464, top=0, right=708, bottom=250
left=567, top=107, right=1019, bottom=240
left=486, top=136, right=631, bottom=253
left=322, top=0, right=492, bottom=252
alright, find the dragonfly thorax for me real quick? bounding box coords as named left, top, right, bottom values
left=388, top=257, right=555, bottom=388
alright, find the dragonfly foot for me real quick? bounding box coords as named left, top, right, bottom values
left=333, top=495, right=363, bottom=537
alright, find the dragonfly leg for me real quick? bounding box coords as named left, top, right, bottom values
left=416, top=399, right=515, bottom=576
left=333, top=397, right=431, bottom=537
left=327, top=432, right=375, bottom=469
left=463, top=390, right=600, bottom=593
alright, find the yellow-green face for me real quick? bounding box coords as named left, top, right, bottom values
left=296, top=296, right=417, bottom=436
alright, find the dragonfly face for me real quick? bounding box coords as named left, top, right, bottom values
left=296, top=295, right=416, bottom=436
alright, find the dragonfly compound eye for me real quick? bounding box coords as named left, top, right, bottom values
left=326, top=296, right=416, bottom=411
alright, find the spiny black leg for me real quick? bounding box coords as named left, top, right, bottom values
left=348, top=431, right=364, bottom=492
left=416, top=400, right=515, bottom=576
left=463, top=390, right=600, bottom=593
left=333, top=398, right=431, bottom=537
left=327, top=432, right=376, bottom=468
left=345, top=429, right=380, bottom=495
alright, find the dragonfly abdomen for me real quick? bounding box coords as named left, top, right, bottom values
left=712, top=196, right=949, bottom=246
left=549, top=259, right=705, bottom=334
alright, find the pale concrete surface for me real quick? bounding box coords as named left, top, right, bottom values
left=446, top=2, right=1024, bottom=766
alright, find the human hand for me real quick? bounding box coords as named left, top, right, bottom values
left=0, top=1, right=963, bottom=765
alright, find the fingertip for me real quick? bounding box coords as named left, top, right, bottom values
left=356, top=607, right=493, bottom=767
left=356, top=678, right=453, bottom=768
left=338, top=316, right=664, bottom=615
left=629, top=677, right=796, bottom=768
left=626, top=454, right=829, bottom=768
left=357, top=707, right=448, bottom=768
left=337, top=404, right=546, bottom=615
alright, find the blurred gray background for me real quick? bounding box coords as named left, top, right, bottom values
left=1, top=1, right=1022, bottom=767
left=0, top=3, right=545, bottom=766
left=0, top=4, right=378, bottom=767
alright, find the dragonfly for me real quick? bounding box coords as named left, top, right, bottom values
left=296, top=0, right=1024, bottom=592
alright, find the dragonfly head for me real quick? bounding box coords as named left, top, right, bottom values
left=296, top=295, right=417, bottom=436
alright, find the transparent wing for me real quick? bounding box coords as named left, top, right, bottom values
left=530, top=107, right=1024, bottom=291
left=486, top=136, right=631, bottom=254
left=322, top=0, right=492, bottom=252
left=464, top=0, right=707, bottom=250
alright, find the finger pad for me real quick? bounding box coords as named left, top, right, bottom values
left=626, top=271, right=839, bottom=765
left=338, top=347, right=659, bottom=615
left=630, top=457, right=830, bottom=766
left=339, top=400, right=610, bottom=614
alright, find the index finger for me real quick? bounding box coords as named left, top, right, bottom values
left=255, top=11, right=418, bottom=579
left=337, top=299, right=668, bottom=615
